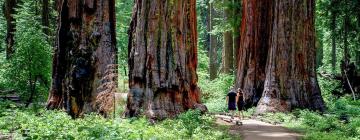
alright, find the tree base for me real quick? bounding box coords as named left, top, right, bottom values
left=125, top=87, right=207, bottom=120
left=255, top=96, right=290, bottom=115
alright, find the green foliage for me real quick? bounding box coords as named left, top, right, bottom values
left=0, top=102, right=231, bottom=140
left=257, top=98, right=360, bottom=140
left=318, top=77, right=341, bottom=103
left=115, top=0, right=133, bottom=92
left=257, top=112, right=296, bottom=125
left=316, top=0, right=360, bottom=72
left=298, top=109, right=360, bottom=140
left=0, top=0, right=6, bottom=89
left=197, top=48, right=210, bottom=75
left=199, top=74, right=234, bottom=112
left=0, top=54, right=6, bottom=90
left=3, top=1, right=51, bottom=102
left=177, top=110, right=205, bottom=136
left=197, top=45, right=235, bottom=113
left=254, top=78, right=360, bottom=140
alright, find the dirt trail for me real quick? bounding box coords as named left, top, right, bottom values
left=215, top=115, right=302, bottom=140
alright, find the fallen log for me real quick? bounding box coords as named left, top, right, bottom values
left=214, top=114, right=243, bottom=125
left=0, top=94, right=20, bottom=102
left=0, top=90, right=16, bottom=94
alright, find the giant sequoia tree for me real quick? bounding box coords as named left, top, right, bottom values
left=126, top=0, right=206, bottom=119
left=235, top=0, right=325, bottom=113
left=47, top=0, right=118, bottom=118
left=234, top=0, right=271, bottom=107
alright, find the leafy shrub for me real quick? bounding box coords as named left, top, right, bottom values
left=331, top=97, right=360, bottom=117
left=3, top=1, right=51, bottom=103
left=258, top=97, right=360, bottom=140
left=259, top=112, right=296, bottom=125
left=0, top=102, right=231, bottom=140
left=243, top=107, right=256, bottom=118
left=200, top=74, right=235, bottom=112
left=304, top=132, right=347, bottom=140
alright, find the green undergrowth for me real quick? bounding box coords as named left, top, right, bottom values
left=253, top=97, right=360, bottom=140
left=0, top=101, right=234, bottom=140
left=199, top=74, right=235, bottom=113
left=247, top=78, right=360, bottom=140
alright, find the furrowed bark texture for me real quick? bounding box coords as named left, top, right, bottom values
left=256, top=0, right=325, bottom=113
left=47, top=0, right=118, bottom=118
left=126, top=0, right=206, bottom=120
left=234, top=0, right=271, bottom=107
left=3, top=0, right=17, bottom=59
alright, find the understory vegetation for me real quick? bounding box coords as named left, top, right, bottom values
left=0, top=0, right=359, bottom=139
left=251, top=78, right=360, bottom=140
left=0, top=103, right=233, bottom=140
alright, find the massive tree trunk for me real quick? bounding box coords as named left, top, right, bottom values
left=3, top=0, right=17, bottom=59
left=47, top=0, right=118, bottom=118
left=125, top=0, right=206, bottom=120
left=234, top=0, right=271, bottom=107
left=209, top=2, right=218, bottom=80
left=222, top=0, right=234, bottom=74
left=256, top=0, right=325, bottom=113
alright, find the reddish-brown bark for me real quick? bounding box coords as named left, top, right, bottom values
left=234, top=0, right=271, bottom=107
left=47, top=0, right=118, bottom=118
left=234, top=0, right=325, bottom=113
left=256, top=0, right=325, bottom=113
left=126, top=0, right=206, bottom=120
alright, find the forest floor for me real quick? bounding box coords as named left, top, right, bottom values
left=215, top=115, right=302, bottom=140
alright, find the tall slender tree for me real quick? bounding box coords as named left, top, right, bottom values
left=47, top=0, right=118, bottom=118
left=41, top=0, right=50, bottom=37
left=330, top=0, right=338, bottom=73
left=125, top=0, right=206, bottom=120
left=209, top=2, right=218, bottom=80
left=222, top=0, right=234, bottom=74
left=3, top=0, right=18, bottom=59
left=232, top=0, right=241, bottom=68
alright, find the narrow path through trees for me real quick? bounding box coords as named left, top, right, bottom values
left=215, top=115, right=302, bottom=140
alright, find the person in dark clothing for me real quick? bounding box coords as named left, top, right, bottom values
left=226, top=90, right=237, bottom=118
left=237, top=88, right=245, bottom=120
